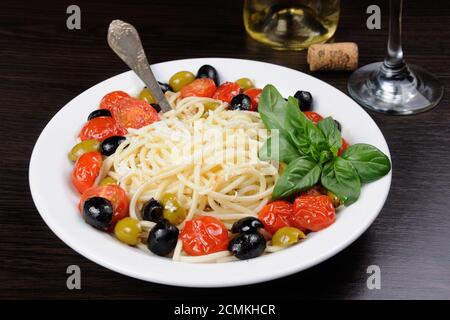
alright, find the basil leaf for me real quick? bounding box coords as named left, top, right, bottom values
left=258, top=86, right=327, bottom=161
left=321, top=157, right=361, bottom=205
left=317, top=117, right=342, bottom=156
left=340, top=143, right=391, bottom=183
left=258, top=85, right=303, bottom=134
left=259, top=131, right=301, bottom=164
left=286, top=97, right=328, bottom=161
left=272, top=156, right=322, bottom=200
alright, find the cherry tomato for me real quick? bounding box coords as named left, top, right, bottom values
left=180, top=216, right=230, bottom=256
left=292, top=195, right=335, bottom=232
left=304, top=111, right=323, bottom=125
left=111, top=97, right=158, bottom=130
left=258, top=201, right=293, bottom=235
left=338, top=138, right=349, bottom=156
left=180, top=78, right=217, bottom=98
left=243, top=88, right=262, bottom=111
left=72, top=151, right=103, bottom=194
left=79, top=185, right=129, bottom=226
left=212, top=82, right=241, bottom=103
left=99, top=91, right=130, bottom=111
left=79, top=117, right=126, bottom=142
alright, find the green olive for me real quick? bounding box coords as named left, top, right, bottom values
left=138, top=87, right=156, bottom=104
left=114, top=217, right=141, bottom=245
left=235, top=78, right=254, bottom=91
left=203, top=101, right=220, bottom=113
left=272, top=227, right=306, bottom=247
left=99, top=176, right=117, bottom=186
left=160, top=193, right=187, bottom=225
left=327, top=191, right=342, bottom=208
left=68, top=139, right=100, bottom=162
left=169, top=71, right=195, bottom=92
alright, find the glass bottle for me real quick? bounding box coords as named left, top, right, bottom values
left=243, top=0, right=340, bottom=50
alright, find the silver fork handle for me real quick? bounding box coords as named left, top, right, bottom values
left=107, top=20, right=172, bottom=113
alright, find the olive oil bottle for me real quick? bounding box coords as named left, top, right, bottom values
left=243, top=0, right=340, bottom=50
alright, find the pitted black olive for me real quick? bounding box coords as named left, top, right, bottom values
left=83, top=197, right=113, bottom=230
left=150, top=103, right=162, bottom=113
left=231, top=217, right=264, bottom=234
left=196, top=64, right=219, bottom=86
left=142, top=198, right=164, bottom=223
left=100, top=136, right=126, bottom=156
left=294, top=90, right=313, bottom=111
left=158, top=81, right=173, bottom=93
left=88, top=109, right=112, bottom=121
left=334, top=119, right=342, bottom=131
left=229, top=94, right=252, bottom=111
left=147, top=219, right=179, bottom=256
left=228, top=232, right=266, bottom=260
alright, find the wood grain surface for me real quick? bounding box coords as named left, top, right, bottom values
left=0, top=0, right=449, bottom=299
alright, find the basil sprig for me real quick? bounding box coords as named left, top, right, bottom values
left=258, top=85, right=391, bottom=205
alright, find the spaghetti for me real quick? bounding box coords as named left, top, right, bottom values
left=97, top=92, right=279, bottom=262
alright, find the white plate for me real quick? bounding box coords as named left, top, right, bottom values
left=29, top=58, right=391, bottom=287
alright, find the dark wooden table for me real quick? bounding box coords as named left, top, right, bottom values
left=1, top=0, right=449, bottom=300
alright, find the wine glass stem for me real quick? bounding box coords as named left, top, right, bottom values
left=384, top=0, right=405, bottom=70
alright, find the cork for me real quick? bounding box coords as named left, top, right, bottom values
left=307, top=42, right=359, bottom=72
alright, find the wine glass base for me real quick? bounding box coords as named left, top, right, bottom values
left=348, top=62, right=444, bottom=115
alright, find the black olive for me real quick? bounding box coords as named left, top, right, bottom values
left=150, top=103, right=162, bottom=113
left=87, top=109, right=112, bottom=121
left=228, top=232, right=266, bottom=260
left=158, top=82, right=173, bottom=93
left=229, top=94, right=251, bottom=111
left=334, top=119, right=342, bottom=131
left=100, top=136, right=126, bottom=156
left=231, top=217, right=264, bottom=234
left=83, top=197, right=113, bottom=230
left=196, top=64, right=219, bottom=86
left=147, top=219, right=179, bottom=256
left=142, top=198, right=164, bottom=223
left=294, top=90, right=313, bottom=111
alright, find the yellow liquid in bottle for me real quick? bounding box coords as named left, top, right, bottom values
left=244, top=0, right=340, bottom=50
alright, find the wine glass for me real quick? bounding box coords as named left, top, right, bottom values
left=347, top=0, right=443, bottom=115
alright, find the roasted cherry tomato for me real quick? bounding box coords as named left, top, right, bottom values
left=212, top=82, right=241, bottom=103
left=180, top=216, right=229, bottom=256
left=243, top=88, right=262, bottom=111
left=338, top=138, right=349, bottom=156
left=79, top=117, right=126, bottom=142
left=99, top=91, right=130, bottom=111
left=304, top=111, right=323, bottom=125
left=79, top=185, right=129, bottom=226
left=71, top=151, right=103, bottom=194
left=180, top=78, right=217, bottom=98
left=258, top=201, right=293, bottom=234
left=292, top=195, right=335, bottom=232
left=111, top=97, right=158, bottom=130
